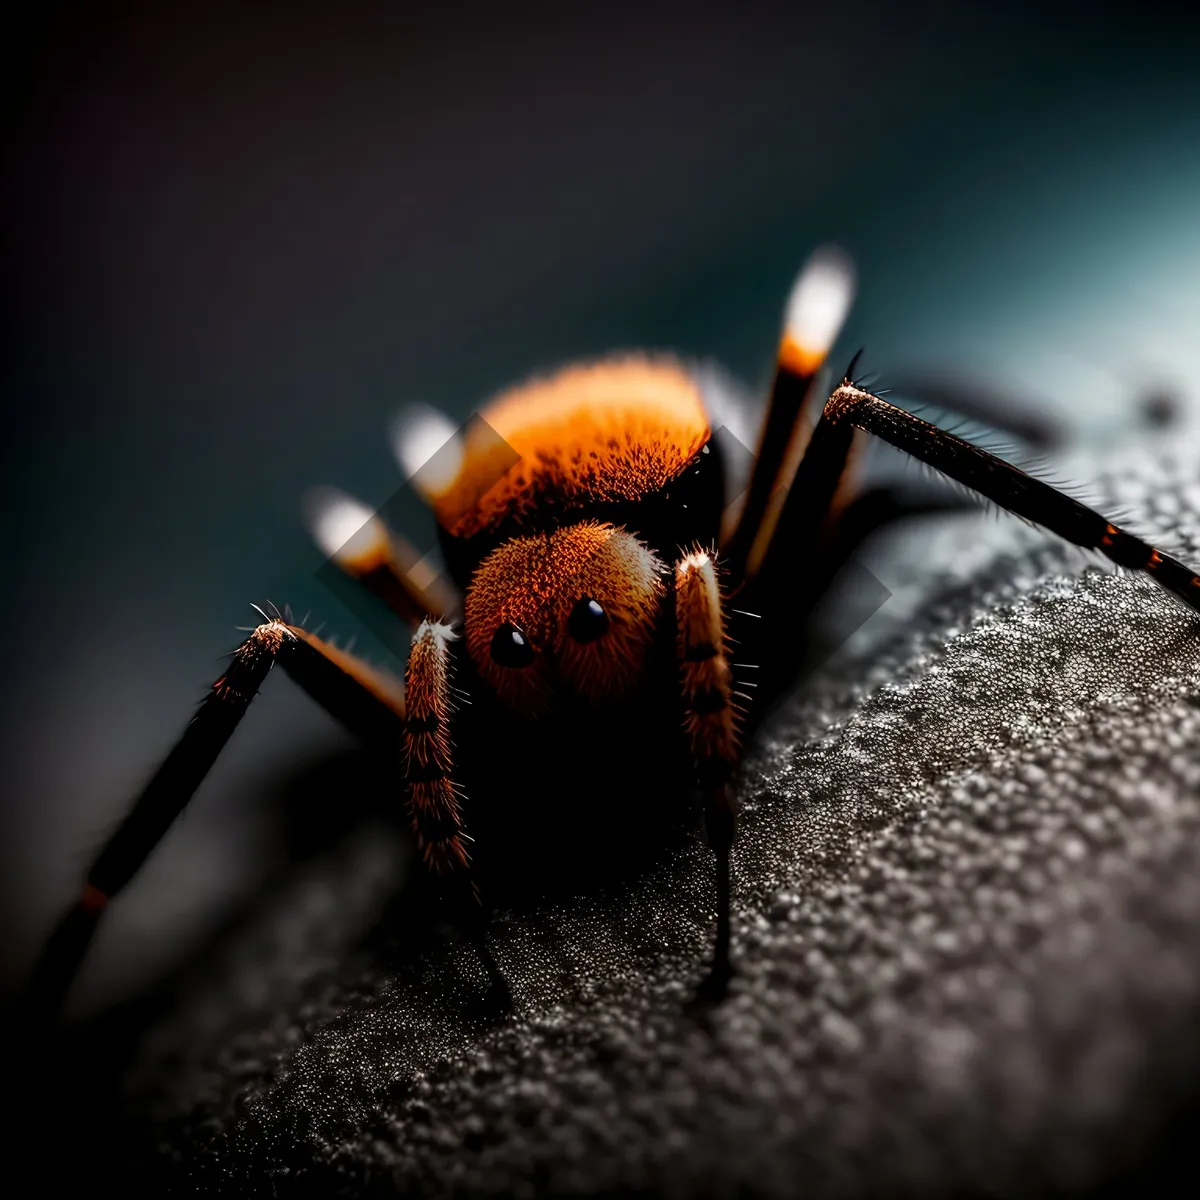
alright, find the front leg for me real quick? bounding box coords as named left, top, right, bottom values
left=404, top=619, right=510, bottom=1007
left=675, top=550, right=741, bottom=1000
left=403, top=619, right=474, bottom=881
left=26, top=614, right=407, bottom=1017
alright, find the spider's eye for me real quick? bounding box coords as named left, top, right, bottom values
left=490, top=622, right=534, bottom=668
left=567, top=596, right=609, bottom=643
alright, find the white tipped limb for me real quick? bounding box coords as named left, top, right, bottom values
left=390, top=403, right=464, bottom=501
left=783, top=245, right=857, bottom=370
left=721, top=246, right=858, bottom=580
left=304, top=485, right=391, bottom=567
left=304, top=484, right=461, bottom=624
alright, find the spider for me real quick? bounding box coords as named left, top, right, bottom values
left=28, top=248, right=1200, bottom=1014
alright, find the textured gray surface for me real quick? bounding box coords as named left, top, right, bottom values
left=98, top=443, right=1200, bottom=1196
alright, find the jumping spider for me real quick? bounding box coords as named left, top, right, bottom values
left=29, top=248, right=1200, bottom=1012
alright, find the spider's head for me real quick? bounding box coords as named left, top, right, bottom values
left=464, top=521, right=666, bottom=717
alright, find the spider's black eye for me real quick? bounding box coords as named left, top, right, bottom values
left=490, top=622, right=534, bottom=668
left=567, top=597, right=609, bottom=643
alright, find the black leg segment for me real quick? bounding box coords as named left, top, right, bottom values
left=821, top=382, right=1200, bottom=615
left=25, top=617, right=407, bottom=1016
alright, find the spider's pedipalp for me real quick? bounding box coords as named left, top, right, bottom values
left=404, top=619, right=474, bottom=880
left=675, top=547, right=740, bottom=998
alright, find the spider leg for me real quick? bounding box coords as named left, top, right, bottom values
left=26, top=617, right=406, bottom=1016
left=882, top=370, right=1067, bottom=450
left=308, top=485, right=459, bottom=627
left=819, top=484, right=979, bottom=580
left=741, top=480, right=977, bottom=712
left=403, top=619, right=507, bottom=1003
left=403, top=620, right=473, bottom=880
left=674, top=549, right=741, bottom=1000
left=723, top=247, right=856, bottom=585
left=818, top=380, right=1200, bottom=614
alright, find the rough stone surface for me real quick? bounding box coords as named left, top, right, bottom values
left=32, top=442, right=1200, bottom=1197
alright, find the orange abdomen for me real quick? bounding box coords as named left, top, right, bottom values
left=433, top=357, right=714, bottom=545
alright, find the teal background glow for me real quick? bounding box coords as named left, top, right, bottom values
left=4, top=3, right=1200, bottom=1011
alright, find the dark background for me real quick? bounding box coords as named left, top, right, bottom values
left=4, top=2, right=1200, bottom=1180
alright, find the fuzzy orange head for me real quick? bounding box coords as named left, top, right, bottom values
left=463, top=521, right=667, bottom=717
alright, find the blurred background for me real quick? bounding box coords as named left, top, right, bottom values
left=4, top=0, right=1200, bottom=1024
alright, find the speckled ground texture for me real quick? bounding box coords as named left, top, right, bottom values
left=32, top=444, right=1200, bottom=1197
